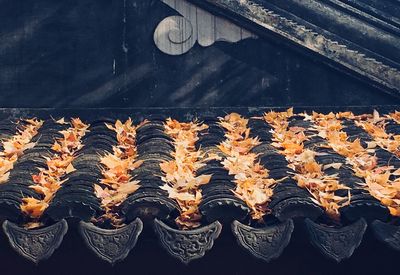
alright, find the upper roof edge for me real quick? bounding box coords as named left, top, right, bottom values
left=187, top=0, right=400, bottom=96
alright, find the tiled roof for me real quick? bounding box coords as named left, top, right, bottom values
left=0, top=107, right=400, bottom=264
left=193, top=0, right=400, bottom=94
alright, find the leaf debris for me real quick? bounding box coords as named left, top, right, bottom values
left=94, top=119, right=147, bottom=227
left=264, top=109, right=350, bottom=220
left=160, top=118, right=210, bottom=229
left=21, top=118, right=89, bottom=223
left=218, top=113, right=276, bottom=220
left=0, top=118, right=43, bottom=184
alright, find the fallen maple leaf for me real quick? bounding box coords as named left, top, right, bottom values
left=93, top=118, right=145, bottom=227
left=22, top=118, right=89, bottom=220
left=21, top=198, right=49, bottom=219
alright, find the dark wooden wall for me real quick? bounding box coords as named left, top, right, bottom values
left=0, top=0, right=398, bottom=108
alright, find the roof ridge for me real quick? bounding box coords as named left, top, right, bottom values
left=206, top=0, right=400, bottom=92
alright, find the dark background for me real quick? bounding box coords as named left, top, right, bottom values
left=0, top=0, right=398, bottom=108
left=0, top=0, right=399, bottom=274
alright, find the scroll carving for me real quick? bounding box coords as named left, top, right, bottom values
left=154, top=0, right=257, bottom=55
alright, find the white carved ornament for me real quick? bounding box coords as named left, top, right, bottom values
left=154, top=0, right=257, bottom=55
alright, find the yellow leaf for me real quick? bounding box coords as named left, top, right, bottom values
left=195, top=174, right=212, bottom=186
left=100, top=153, right=122, bottom=169
left=117, top=181, right=140, bottom=195
left=0, top=172, right=10, bottom=184
left=24, top=222, right=44, bottom=229
left=161, top=184, right=195, bottom=201
left=373, top=109, right=380, bottom=122
left=366, top=141, right=377, bottom=149
left=55, top=117, right=69, bottom=125
left=66, top=163, right=76, bottom=174
left=94, top=184, right=109, bottom=198
left=160, top=161, right=177, bottom=174
left=323, top=163, right=342, bottom=170
left=21, top=198, right=49, bottom=218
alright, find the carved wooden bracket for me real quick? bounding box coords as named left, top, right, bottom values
left=2, top=220, right=68, bottom=264
left=154, top=0, right=257, bottom=55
